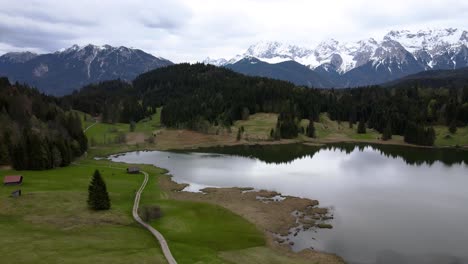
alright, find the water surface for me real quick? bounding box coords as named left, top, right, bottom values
left=109, top=144, right=468, bottom=264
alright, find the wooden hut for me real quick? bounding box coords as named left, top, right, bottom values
left=3, top=175, right=23, bottom=186
left=126, top=167, right=140, bottom=174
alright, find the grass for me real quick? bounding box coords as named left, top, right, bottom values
left=219, top=247, right=317, bottom=264
left=84, top=108, right=162, bottom=145
left=309, top=113, right=381, bottom=141
left=0, top=155, right=267, bottom=264
left=234, top=113, right=277, bottom=140
left=151, top=200, right=264, bottom=263
left=0, top=161, right=167, bottom=263
left=434, top=125, right=468, bottom=147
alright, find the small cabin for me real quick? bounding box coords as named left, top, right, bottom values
left=3, top=175, right=23, bottom=186
left=127, top=167, right=140, bottom=174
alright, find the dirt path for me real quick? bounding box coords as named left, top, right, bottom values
left=133, top=171, right=177, bottom=264
left=72, top=162, right=177, bottom=264
left=84, top=121, right=97, bottom=132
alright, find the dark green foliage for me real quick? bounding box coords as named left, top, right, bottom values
left=404, top=122, right=436, bottom=146
left=382, top=122, right=392, bottom=141
left=307, top=119, right=316, bottom=138
left=0, top=79, right=87, bottom=170
left=275, top=111, right=299, bottom=139
left=87, top=170, right=111, bottom=210
left=62, top=80, right=152, bottom=123
left=449, top=121, right=457, bottom=134
left=300, top=126, right=305, bottom=134
left=132, top=63, right=322, bottom=129
left=130, top=121, right=136, bottom=132
left=357, top=119, right=366, bottom=134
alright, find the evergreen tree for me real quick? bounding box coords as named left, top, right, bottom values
left=382, top=122, right=392, bottom=141
left=357, top=119, right=366, bottom=134
left=307, top=119, right=316, bottom=138
left=449, top=121, right=457, bottom=134
left=87, top=170, right=111, bottom=210
left=404, top=122, right=435, bottom=146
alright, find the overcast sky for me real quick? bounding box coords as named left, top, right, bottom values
left=0, top=0, right=467, bottom=62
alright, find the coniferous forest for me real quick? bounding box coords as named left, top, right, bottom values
left=133, top=64, right=468, bottom=146
left=0, top=77, right=87, bottom=170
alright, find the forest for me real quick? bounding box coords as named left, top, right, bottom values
left=133, top=64, right=468, bottom=146
left=0, top=77, right=87, bottom=170
left=61, top=63, right=468, bottom=146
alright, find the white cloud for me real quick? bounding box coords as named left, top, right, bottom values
left=0, top=0, right=467, bottom=62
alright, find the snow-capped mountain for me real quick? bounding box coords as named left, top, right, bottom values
left=0, top=44, right=173, bottom=95
left=0, top=51, right=38, bottom=63
left=210, top=28, right=468, bottom=87
left=202, top=57, right=228, bottom=66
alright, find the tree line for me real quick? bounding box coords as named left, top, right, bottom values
left=130, top=63, right=468, bottom=146
left=61, top=80, right=154, bottom=124
left=0, top=77, right=87, bottom=170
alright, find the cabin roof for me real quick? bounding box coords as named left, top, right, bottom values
left=127, top=167, right=140, bottom=172
left=3, top=175, right=23, bottom=184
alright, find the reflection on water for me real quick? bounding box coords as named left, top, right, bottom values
left=109, top=143, right=468, bottom=264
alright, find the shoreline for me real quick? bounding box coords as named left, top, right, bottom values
left=158, top=173, right=345, bottom=264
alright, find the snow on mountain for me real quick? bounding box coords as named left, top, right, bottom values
left=218, top=28, right=467, bottom=78
left=0, top=51, right=38, bottom=63
left=0, top=44, right=173, bottom=95
left=203, top=57, right=228, bottom=66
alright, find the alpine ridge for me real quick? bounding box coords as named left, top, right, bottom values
left=0, top=44, right=173, bottom=95
left=205, top=28, right=468, bottom=87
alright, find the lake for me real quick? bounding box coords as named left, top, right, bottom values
left=109, top=143, right=468, bottom=264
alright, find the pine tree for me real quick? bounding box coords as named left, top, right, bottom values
left=449, top=121, right=457, bottom=134
left=88, top=170, right=111, bottom=210
left=307, top=119, right=316, bottom=138
left=357, top=119, right=366, bottom=134
left=236, top=127, right=242, bottom=141
left=382, top=122, right=392, bottom=141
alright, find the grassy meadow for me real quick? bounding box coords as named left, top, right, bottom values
left=2, top=108, right=466, bottom=263
left=0, top=154, right=268, bottom=264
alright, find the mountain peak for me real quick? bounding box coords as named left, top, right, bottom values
left=0, top=44, right=173, bottom=95
left=0, top=51, right=38, bottom=63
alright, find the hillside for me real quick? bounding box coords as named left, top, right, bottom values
left=225, top=57, right=336, bottom=88
left=385, top=67, right=468, bottom=89
left=0, top=77, right=87, bottom=169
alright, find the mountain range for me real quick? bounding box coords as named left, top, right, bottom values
left=205, top=28, right=468, bottom=88
left=0, top=44, right=173, bottom=95
left=0, top=28, right=467, bottom=95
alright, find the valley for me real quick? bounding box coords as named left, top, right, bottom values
left=1, top=26, right=468, bottom=264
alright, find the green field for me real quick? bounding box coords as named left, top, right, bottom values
left=84, top=108, right=162, bottom=145
left=0, top=154, right=268, bottom=264
left=235, top=112, right=467, bottom=147
left=2, top=109, right=466, bottom=263
left=434, top=125, right=468, bottom=147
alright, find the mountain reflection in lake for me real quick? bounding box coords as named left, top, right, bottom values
left=109, top=143, right=468, bottom=264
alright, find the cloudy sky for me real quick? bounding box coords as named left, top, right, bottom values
left=0, top=0, right=467, bottom=62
